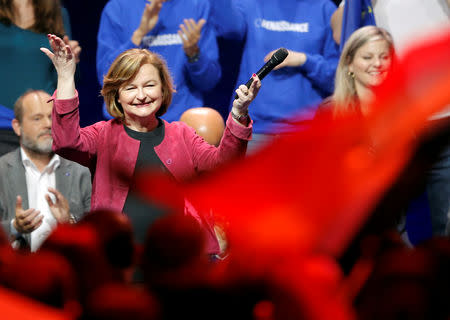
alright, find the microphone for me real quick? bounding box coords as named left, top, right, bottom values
left=234, top=48, right=289, bottom=99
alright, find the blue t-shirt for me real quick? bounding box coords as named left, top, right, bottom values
left=211, top=0, right=340, bottom=134
left=97, top=0, right=221, bottom=122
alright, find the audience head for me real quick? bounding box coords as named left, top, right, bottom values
left=79, top=210, right=135, bottom=271
left=101, top=48, right=175, bottom=119
left=334, top=26, right=394, bottom=115
left=84, top=283, right=160, bottom=320
left=11, top=90, right=53, bottom=155
left=141, top=212, right=209, bottom=289
left=356, top=242, right=450, bottom=320
left=41, top=224, right=117, bottom=304
left=0, top=248, right=80, bottom=315
left=180, top=107, right=225, bottom=146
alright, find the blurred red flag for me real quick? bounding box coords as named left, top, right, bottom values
left=137, top=29, right=450, bottom=261
left=135, top=29, right=450, bottom=320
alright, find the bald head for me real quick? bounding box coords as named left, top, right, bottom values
left=14, top=90, right=52, bottom=124
left=180, top=107, right=225, bottom=146
left=12, top=90, right=54, bottom=155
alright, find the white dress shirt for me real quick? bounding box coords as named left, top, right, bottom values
left=20, top=148, right=61, bottom=252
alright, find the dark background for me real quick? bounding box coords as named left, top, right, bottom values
left=61, top=0, right=342, bottom=126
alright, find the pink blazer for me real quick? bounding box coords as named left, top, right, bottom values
left=51, top=93, right=252, bottom=253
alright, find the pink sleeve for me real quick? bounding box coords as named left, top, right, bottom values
left=191, top=113, right=253, bottom=172
left=51, top=91, right=104, bottom=168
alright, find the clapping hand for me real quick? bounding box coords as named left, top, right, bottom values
left=132, top=0, right=165, bottom=45
left=178, top=19, right=206, bottom=58
left=45, top=187, right=71, bottom=224
left=14, top=196, right=43, bottom=234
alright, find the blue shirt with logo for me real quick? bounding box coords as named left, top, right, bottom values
left=97, top=0, right=221, bottom=122
left=211, top=0, right=339, bottom=133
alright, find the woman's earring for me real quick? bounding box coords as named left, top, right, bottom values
left=347, top=71, right=355, bottom=79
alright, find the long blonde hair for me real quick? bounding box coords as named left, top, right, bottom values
left=333, top=26, right=394, bottom=117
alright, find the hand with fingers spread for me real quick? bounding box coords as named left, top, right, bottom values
left=264, top=49, right=306, bottom=70
left=45, top=187, right=71, bottom=224
left=178, top=18, right=206, bottom=58
left=232, top=74, right=261, bottom=124
left=132, top=0, right=165, bottom=45
left=40, top=34, right=76, bottom=99
left=63, top=35, right=82, bottom=64
left=41, top=34, right=76, bottom=78
left=13, top=196, right=43, bottom=234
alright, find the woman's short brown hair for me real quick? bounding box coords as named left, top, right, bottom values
left=101, top=49, right=175, bottom=119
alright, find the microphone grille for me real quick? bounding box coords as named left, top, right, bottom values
left=272, top=48, right=289, bottom=63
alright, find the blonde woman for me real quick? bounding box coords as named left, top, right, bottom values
left=317, top=26, right=395, bottom=118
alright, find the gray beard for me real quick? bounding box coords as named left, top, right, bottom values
left=21, top=132, right=53, bottom=155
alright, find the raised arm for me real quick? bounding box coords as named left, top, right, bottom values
left=41, top=34, right=101, bottom=168
left=41, top=34, right=76, bottom=99
left=96, top=0, right=164, bottom=85
left=191, top=74, right=261, bottom=171
left=261, top=3, right=340, bottom=95
left=178, top=2, right=221, bottom=91
left=331, top=4, right=344, bottom=45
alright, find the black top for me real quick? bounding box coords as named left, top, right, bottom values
left=122, top=120, right=173, bottom=244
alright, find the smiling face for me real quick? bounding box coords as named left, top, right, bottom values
left=349, top=39, right=392, bottom=92
left=117, top=63, right=163, bottom=126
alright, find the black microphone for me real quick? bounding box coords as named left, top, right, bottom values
left=234, top=47, right=289, bottom=99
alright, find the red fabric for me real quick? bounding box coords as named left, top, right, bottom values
left=135, top=30, right=450, bottom=270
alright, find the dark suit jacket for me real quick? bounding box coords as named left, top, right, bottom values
left=0, top=148, right=91, bottom=245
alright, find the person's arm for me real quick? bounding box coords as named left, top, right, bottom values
left=190, top=74, right=261, bottom=171
left=96, top=0, right=152, bottom=85
left=263, top=4, right=340, bottom=95
left=179, top=2, right=221, bottom=91
left=330, top=4, right=344, bottom=45
left=45, top=188, right=71, bottom=224
left=131, top=0, right=164, bottom=46
left=41, top=35, right=102, bottom=168
left=41, top=34, right=76, bottom=99
left=209, top=0, right=247, bottom=40
left=13, top=195, right=43, bottom=234
left=61, top=7, right=82, bottom=64
left=299, top=10, right=340, bottom=96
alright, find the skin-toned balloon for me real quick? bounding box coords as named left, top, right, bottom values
left=180, top=107, right=225, bottom=147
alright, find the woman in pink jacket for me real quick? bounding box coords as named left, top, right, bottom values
left=41, top=34, right=261, bottom=254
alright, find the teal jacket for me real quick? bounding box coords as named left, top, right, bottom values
left=0, top=7, right=72, bottom=128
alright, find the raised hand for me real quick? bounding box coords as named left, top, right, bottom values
left=40, top=34, right=76, bottom=99
left=178, top=18, right=206, bottom=58
left=264, top=49, right=306, bottom=70
left=45, top=187, right=70, bottom=224
left=232, top=74, right=261, bottom=121
left=13, top=195, right=43, bottom=234
left=132, top=0, right=165, bottom=45
left=40, top=34, right=76, bottom=79
left=63, top=35, right=82, bottom=64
